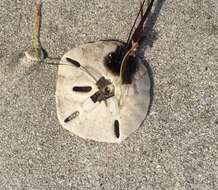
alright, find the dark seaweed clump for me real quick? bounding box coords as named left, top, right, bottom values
left=103, top=45, right=126, bottom=75
left=121, top=55, right=138, bottom=84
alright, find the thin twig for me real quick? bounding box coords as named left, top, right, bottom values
left=32, top=0, right=42, bottom=60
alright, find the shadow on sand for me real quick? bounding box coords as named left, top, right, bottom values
left=139, top=0, right=166, bottom=115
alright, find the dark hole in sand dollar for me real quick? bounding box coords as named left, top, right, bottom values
left=66, top=57, right=81, bottom=67
left=64, top=111, right=80, bottom=123
left=73, top=86, right=92, bottom=92
left=114, top=120, right=120, bottom=138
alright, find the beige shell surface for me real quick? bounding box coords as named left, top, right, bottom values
left=56, top=41, right=151, bottom=143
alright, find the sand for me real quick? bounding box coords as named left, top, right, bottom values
left=0, top=0, right=217, bottom=189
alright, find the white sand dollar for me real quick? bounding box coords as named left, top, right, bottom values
left=56, top=41, right=151, bottom=143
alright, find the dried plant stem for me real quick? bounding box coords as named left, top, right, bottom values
left=32, top=0, right=42, bottom=60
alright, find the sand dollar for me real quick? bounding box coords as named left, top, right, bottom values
left=56, top=41, right=151, bottom=143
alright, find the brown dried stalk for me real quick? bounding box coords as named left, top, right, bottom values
left=32, top=0, right=42, bottom=60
